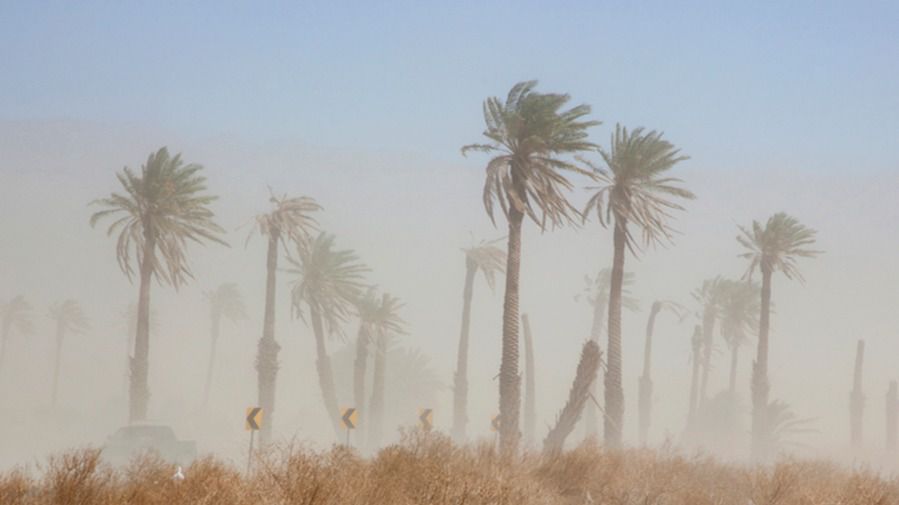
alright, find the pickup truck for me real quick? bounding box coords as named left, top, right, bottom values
left=102, top=424, right=196, bottom=467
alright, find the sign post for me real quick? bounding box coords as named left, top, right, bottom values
left=341, top=407, right=358, bottom=447
left=245, top=407, right=263, bottom=473
left=491, top=414, right=500, bottom=449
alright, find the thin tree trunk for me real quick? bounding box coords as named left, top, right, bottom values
left=583, top=296, right=605, bottom=440
left=849, top=339, right=865, bottom=449
left=130, top=235, right=155, bottom=423
left=0, top=318, right=11, bottom=380
left=256, top=232, right=281, bottom=445
left=688, top=325, right=702, bottom=430
left=728, top=344, right=739, bottom=394
left=544, top=341, right=601, bottom=454
left=353, top=324, right=369, bottom=447
left=887, top=381, right=897, bottom=453
left=310, top=305, right=342, bottom=439
left=452, top=259, right=477, bottom=442
left=498, top=204, right=523, bottom=455
left=51, top=320, right=64, bottom=407
left=203, top=307, right=221, bottom=405
left=699, top=306, right=717, bottom=404
left=522, top=313, right=536, bottom=445
left=368, top=333, right=387, bottom=450
left=751, top=267, right=772, bottom=461
left=638, top=302, right=661, bottom=445
left=604, top=219, right=627, bottom=449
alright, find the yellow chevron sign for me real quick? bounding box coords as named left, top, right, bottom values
left=341, top=407, right=358, bottom=430
left=245, top=407, right=263, bottom=431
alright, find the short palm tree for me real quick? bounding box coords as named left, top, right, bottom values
left=90, top=147, right=226, bottom=422
left=47, top=300, right=90, bottom=407
left=360, top=291, right=405, bottom=450
left=202, top=283, right=246, bottom=405
left=453, top=238, right=505, bottom=442
left=717, top=279, right=759, bottom=393
left=0, top=296, right=34, bottom=380
left=583, top=125, right=694, bottom=448
left=737, top=212, right=820, bottom=460
left=289, top=233, right=368, bottom=438
left=691, top=276, right=728, bottom=404
left=463, top=80, right=598, bottom=453
left=247, top=191, right=320, bottom=444
left=638, top=300, right=684, bottom=445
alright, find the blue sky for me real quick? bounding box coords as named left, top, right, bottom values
left=2, top=1, right=898, bottom=170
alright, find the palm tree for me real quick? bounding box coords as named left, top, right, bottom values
left=453, top=238, right=505, bottom=442
left=362, top=291, right=405, bottom=451
left=246, top=192, right=320, bottom=444
left=637, top=300, right=684, bottom=445
left=522, top=313, right=536, bottom=444
left=576, top=269, right=638, bottom=440
left=692, top=277, right=728, bottom=405
left=887, top=381, right=898, bottom=453
left=119, top=304, right=158, bottom=398
left=47, top=300, right=90, bottom=407
left=353, top=286, right=405, bottom=448
left=583, top=125, right=694, bottom=448
left=462, top=81, right=598, bottom=454
left=0, top=296, right=34, bottom=380
left=849, top=340, right=865, bottom=449
left=718, top=279, right=759, bottom=393
left=202, top=283, right=246, bottom=405
left=687, top=325, right=703, bottom=430
left=289, top=233, right=368, bottom=438
left=90, top=147, right=226, bottom=422
left=543, top=340, right=601, bottom=454
left=737, top=212, right=820, bottom=460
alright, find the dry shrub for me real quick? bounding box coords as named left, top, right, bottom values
left=0, top=468, right=34, bottom=505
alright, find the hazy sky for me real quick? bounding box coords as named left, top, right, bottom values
left=1, top=1, right=898, bottom=470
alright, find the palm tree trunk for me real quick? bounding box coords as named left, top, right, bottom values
left=751, top=267, right=772, bottom=461
left=353, top=324, right=369, bottom=447
left=699, top=307, right=717, bottom=404
left=368, top=333, right=387, bottom=450
left=452, top=259, right=477, bottom=442
left=130, top=236, right=155, bottom=423
left=522, top=313, right=536, bottom=445
left=583, top=297, right=605, bottom=441
left=887, top=381, right=897, bottom=453
left=638, top=302, right=661, bottom=445
left=544, top=340, right=601, bottom=454
left=728, top=343, right=739, bottom=394
left=849, top=339, right=865, bottom=449
left=202, top=308, right=221, bottom=405
left=0, top=318, right=11, bottom=382
left=310, top=304, right=342, bottom=439
left=51, top=320, right=64, bottom=407
left=256, top=232, right=281, bottom=445
left=604, top=219, right=627, bottom=449
left=498, top=205, right=524, bottom=455
left=687, top=325, right=702, bottom=431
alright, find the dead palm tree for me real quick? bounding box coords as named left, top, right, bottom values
left=692, top=277, right=728, bottom=405
left=583, top=125, right=695, bottom=448
left=362, top=291, right=405, bottom=451
left=737, top=212, right=820, bottom=460
left=202, top=283, right=246, bottom=405
left=246, top=191, right=320, bottom=444
left=462, top=80, right=598, bottom=454
left=638, top=300, right=684, bottom=445
left=289, top=233, right=368, bottom=438
left=90, top=147, right=227, bottom=422
left=47, top=300, right=90, bottom=407
left=0, top=296, right=35, bottom=380
left=453, top=238, right=505, bottom=442
left=576, top=269, right=638, bottom=440
left=718, top=279, right=759, bottom=394
left=543, top=340, right=601, bottom=454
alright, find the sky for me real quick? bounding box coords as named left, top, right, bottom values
left=1, top=1, right=898, bottom=471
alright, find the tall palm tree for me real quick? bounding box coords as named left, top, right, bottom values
left=687, top=325, right=703, bottom=429
left=737, top=212, right=820, bottom=460
left=462, top=81, right=599, bottom=453
left=717, top=279, right=759, bottom=393
left=119, top=304, right=158, bottom=398
left=362, top=291, right=405, bottom=451
left=576, top=269, right=638, bottom=440
left=453, top=238, right=505, bottom=442
left=637, top=300, right=684, bottom=445
left=90, top=147, right=226, bottom=422
left=47, top=300, right=90, bottom=407
left=247, top=192, right=320, bottom=444
left=202, top=283, right=246, bottom=405
left=0, top=296, right=34, bottom=380
left=692, top=277, right=728, bottom=405
left=289, top=233, right=368, bottom=438
left=583, top=125, right=694, bottom=448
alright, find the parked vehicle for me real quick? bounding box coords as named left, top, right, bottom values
left=102, top=424, right=196, bottom=466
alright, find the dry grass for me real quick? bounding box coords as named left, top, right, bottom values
left=3, top=432, right=898, bottom=505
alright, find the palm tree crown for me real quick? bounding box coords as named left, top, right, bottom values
left=737, top=212, right=821, bottom=281
left=578, top=268, right=640, bottom=312
left=583, top=124, right=695, bottom=251
left=357, top=287, right=406, bottom=340
left=462, top=80, right=599, bottom=228
left=205, top=283, right=246, bottom=322
left=1, top=296, right=35, bottom=337
left=48, top=300, right=90, bottom=335
left=89, top=147, right=227, bottom=287
left=247, top=191, right=321, bottom=250
left=462, top=238, right=506, bottom=290
left=718, top=279, right=760, bottom=348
